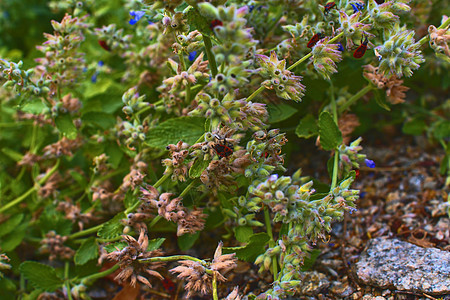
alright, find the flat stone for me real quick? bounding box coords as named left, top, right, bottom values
left=355, top=237, right=450, bottom=295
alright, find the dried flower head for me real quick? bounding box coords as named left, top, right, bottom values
left=106, top=229, right=164, bottom=287
left=170, top=242, right=237, bottom=298
left=428, top=17, right=450, bottom=58
left=39, top=231, right=75, bottom=261
left=363, top=64, right=409, bottom=104
left=162, top=140, right=191, bottom=182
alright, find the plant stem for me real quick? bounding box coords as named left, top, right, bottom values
left=212, top=272, right=218, bottom=300
left=338, top=84, right=373, bottom=114
left=0, top=159, right=60, bottom=213
left=246, top=86, right=265, bottom=102
left=264, top=206, right=278, bottom=280
left=203, top=34, right=218, bottom=77
left=179, top=179, right=198, bottom=198
left=65, top=262, right=73, bottom=300
left=139, top=255, right=203, bottom=264
left=80, top=264, right=120, bottom=285
left=69, top=224, right=103, bottom=240
left=154, top=172, right=171, bottom=189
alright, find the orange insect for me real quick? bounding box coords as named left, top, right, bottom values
left=324, top=2, right=336, bottom=15
left=307, top=33, right=324, bottom=48
left=353, top=36, right=369, bottom=59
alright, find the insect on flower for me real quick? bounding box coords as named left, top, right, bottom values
left=307, top=33, right=324, bottom=48
left=324, top=2, right=336, bottom=15
left=212, top=136, right=234, bottom=158
left=210, top=19, right=223, bottom=30
left=353, top=36, right=369, bottom=59
left=98, top=40, right=110, bottom=51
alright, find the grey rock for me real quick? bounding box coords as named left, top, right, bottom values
left=355, top=237, right=450, bottom=295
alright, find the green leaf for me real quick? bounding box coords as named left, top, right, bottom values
left=189, top=157, right=209, bottom=179
left=432, top=120, right=450, bottom=140
left=402, top=118, right=426, bottom=136
left=148, top=238, right=165, bottom=251
left=105, top=142, right=124, bottom=169
left=1, top=148, right=23, bottom=162
left=178, top=232, right=200, bottom=251
left=1, top=222, right=27, bottom=251
left=146, top=117, right=205, bottom=149
left=373, top=88, right=391, bottom=111
left=54, top=114, right=77, bottom=140
left=319, top=111, right=342, bottom=150
left=74, top=237, right=98, bottom=265
left=39, top=207, right=73, bottom=236
left=295, top=114, right=319, bottom=139
left=20, top=99, right=47, bottom=114
left=104, top=241, right=128, bottom=253
left=81, top=112, right=116, bottom=130
left=223, top=233, right=270, bottom=262
left=234, top=226, right=253, bottom=243
left=98, top=213, right=125, bottom=239
left=268, top=103, right=298, bottom=123
left=0, top=214, right=24, bottom=238
left=19, top=261, right=63, bottom=292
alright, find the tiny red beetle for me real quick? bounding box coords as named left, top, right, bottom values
left=307, top=32, right=324, bottom=48
left=324, top=2, right=336, bottom=15
left=353, top=36, right=369, bottom=59
left=210, top=19, right=223, bottom=30
left=212, top=137, right=234, bottom=158
left=98, top=40, right=110, bottom=51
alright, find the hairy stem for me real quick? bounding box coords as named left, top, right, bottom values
left=418, top=16, right=450, bottom=47
left=338, top=84, right=373, bottom=114
left=264, top=206, right=278, bottom=280
left=80, top=264, right=120, bottom=285
left=212, top=272, right=219, bottom=300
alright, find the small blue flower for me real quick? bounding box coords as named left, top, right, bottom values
left=337, top=42, right=344, bottom=52
left=129, top=11, right=145, bottom=25
left=365, top=159, right=376, bottom=168
left=351, top=3, right=364, bottom=14
left=98, top=61, right=104, bottom=67
left=91, top=72, right=98, bottom=83
left=188, top=51, right=197, bottom=62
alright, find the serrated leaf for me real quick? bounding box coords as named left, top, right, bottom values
left=402, top=118, right=426, bottom=136
left=189, top=157, right=210, bottom=178
left=177, top=232, right=200, bottom=251
left=319, top=111, right=342, bottom=150
left=55, top=114, right=77, bottom=140
left=295, top=114, right=319, bottom=138
left=39, top=207, right=73, bottom=236
left=74, top=237, right=98, bottom=265
left=267, top=103, right=297, bottom=123
left=1, top=222, right=27, bottom=252
left=0, top=214, right=24, bottom=238
left=223, top=233, right=269, bottom=262
left=81, top=111, right=116, bottom=130
left=146, top=117, right=205, bottom=149
left=19, top=262, right=63, bottom=292
left=97, top=213, right=125, bottom=239
left=104, top=241, right=128, bottom=253
left=148, top=238, right=165, bottom=251
left=234, top=226, right=253, bottom=243
left=20, top=99, right=47, bottom=114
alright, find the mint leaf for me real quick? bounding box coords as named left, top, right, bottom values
left=234, top=226, right=253, bottom=243
left=189, top=157, right=209, bottom=179
left=223, top=233, right=269, bottom=262
left=74, top=237, right=98, bottom=265
left=0, top=214, right=24, bottom=238
left=55, top=114, right=77, bottom=140
left=319, top=111, right=342, bottom=150
left=146, top=117, right=205, bottom=149
left=295, top=114, right=319, bottom=139
left=268, top=103, right=297, bottom=123
left=148, top=238, right=165, bottom=251
left=19, top=261, right=63, bottom=292
left=104, top=242, right=127, bottom=253
left=98, top=213, right=125, bottom=239
left=402, top=118, right=426, bottom=136
left=178, top=232, right=200, bottom=251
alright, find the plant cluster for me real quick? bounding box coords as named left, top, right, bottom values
left=0, top=0, right=449, bottom=299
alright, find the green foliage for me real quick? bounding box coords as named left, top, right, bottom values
left=319, top=111, right=343, bottom=150
left=74, top=237, right=99, bottom=265
left=19, top=262, right=63, bottom=292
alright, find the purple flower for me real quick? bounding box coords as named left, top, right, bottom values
left=365, top=159, right=375, bottom=168
left=188, top=51, right=197, bottom=62
left=129, top=11, right=145, bottom=25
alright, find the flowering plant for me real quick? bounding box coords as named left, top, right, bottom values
left=0, top=0, right=449, bottom=299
